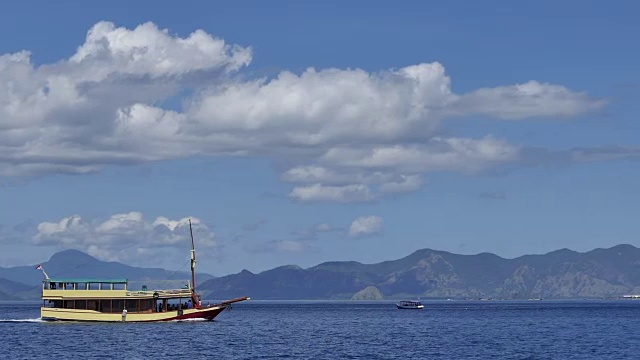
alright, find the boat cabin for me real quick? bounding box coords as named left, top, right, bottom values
left=396, top=300, right=424, bottom=309
left=398, top=300, right=423, bottom=306
left=44, top=278, right=128, bottom=291
left=42, top=278, right=197, bottom=314
left=37, top=219, right=248, bottom=322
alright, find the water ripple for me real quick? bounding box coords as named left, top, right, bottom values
left=1, top=300, right=639, bottom=359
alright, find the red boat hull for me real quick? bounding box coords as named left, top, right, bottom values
left=162, top=306, right=226, bottom=321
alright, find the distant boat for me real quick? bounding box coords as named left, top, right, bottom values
left=396, top=300, right=424, bottom=309
left=37, top=219, right=249, bottom=322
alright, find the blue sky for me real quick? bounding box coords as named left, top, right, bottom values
left=1, top=0, right=638, bottom=276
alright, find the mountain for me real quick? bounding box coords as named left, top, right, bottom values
left=198, top=244, right=640, bottom=300
left=0, top=290, right=19, bottom=301
left=4, top=245, right=640, bottom=301
left=0, top=249, right=215, bottom=299
left=0, top=278, right=35, bottom=300
left=0, top=277, right=33, bottom=294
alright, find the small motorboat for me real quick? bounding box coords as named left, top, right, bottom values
left=396, top=300, right=424, bottom=309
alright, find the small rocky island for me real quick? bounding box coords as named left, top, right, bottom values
left=350, top=286, right=384, bottom=300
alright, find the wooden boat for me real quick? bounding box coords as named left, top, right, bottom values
left=39, top=220, right=249, bottom=322
left=396, top=300, right=424, bottom=309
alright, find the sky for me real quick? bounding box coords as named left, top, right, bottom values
left=1, top=0, right=639, bottom=276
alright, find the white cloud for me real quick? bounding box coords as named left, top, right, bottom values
left=0, top=21, right=608, bottom=201
left=187, top=63, right=451, bottom=145
left=96, top=212, right=144, bottom=233
left=379, top=175, right=423, bottom=194
left=452, top=81, right=607, bottom=120
left=68, top=21, right=251, bottom=79
left=32, top=212, right=214, bottom=262
left=348, top=216, right=383, bottom=238
left=35, top=215, right=84, bottom=240
left=289, top=184, right=374, bottom=203
left=568, top=146, right=640, bottom=163
left=316, top=223, right=332, bottom=232
left=276, top=240, right=306, bottom=252
left=518, top=145, right=640, bottom=168
left=318, top=136, right=519, bottom=174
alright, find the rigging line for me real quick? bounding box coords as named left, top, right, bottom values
left=147, top=261, right=191, bottom=291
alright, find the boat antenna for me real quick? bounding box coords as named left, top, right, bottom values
left=189, top=218, right=197, bottom=305
left=36, top=264, right=50, bottom=280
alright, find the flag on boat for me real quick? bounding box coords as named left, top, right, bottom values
left=36, top=264, right=42, bottom=270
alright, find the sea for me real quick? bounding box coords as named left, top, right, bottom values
left=1, top=300, right=639, bottom=359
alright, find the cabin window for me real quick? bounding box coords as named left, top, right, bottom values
left=89, top=283, right=100, bottom=290
left=76, top=283, right=88, bottom=290
left=100, top=300, right=112, bottom=313
left=112, top=299, right=124, bottom=312
left=140, top=299, right=154, bottom=312
left=74, top=300, right=87, bottom=310
left=64, top=300, right=74, bottom=309
left=87, top=300, right=98, bottom=311
left=126, top=299, right=138, bottom=312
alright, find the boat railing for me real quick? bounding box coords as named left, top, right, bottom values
left=126, top=289, right=192, bottom=297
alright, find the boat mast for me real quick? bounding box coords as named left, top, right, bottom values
left=36, top=264, right=50, bottom=280
left=189, top=219, right=197, bottom=304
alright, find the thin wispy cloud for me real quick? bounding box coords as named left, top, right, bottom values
left=478, top=192, right=507, bottom=201
left=243, top=219, right=268, bottom=232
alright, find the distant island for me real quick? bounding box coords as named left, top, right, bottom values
left=2, top=244, right=640, bottom=301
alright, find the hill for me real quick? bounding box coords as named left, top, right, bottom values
left=0, top=249, right=215, bottom=299
left=0, top=277, right=38, bottom=300
left=197, top=244, right=640, bottom=300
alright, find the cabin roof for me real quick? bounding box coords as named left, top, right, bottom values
left=46, top=278, right=128, bottom=284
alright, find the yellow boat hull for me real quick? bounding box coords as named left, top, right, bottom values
left=41, top=306, right=226, bottom=322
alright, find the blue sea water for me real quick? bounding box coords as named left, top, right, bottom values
left=1, top=300, right=639, bottom=359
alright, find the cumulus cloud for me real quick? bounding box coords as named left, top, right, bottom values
left=68, top=21, right=251, bottom=79
left=32, top=212, right=214, bottom=261
left=348, top=216, right=383, bottom=238
left=0, top=21, right=610, bottom=201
